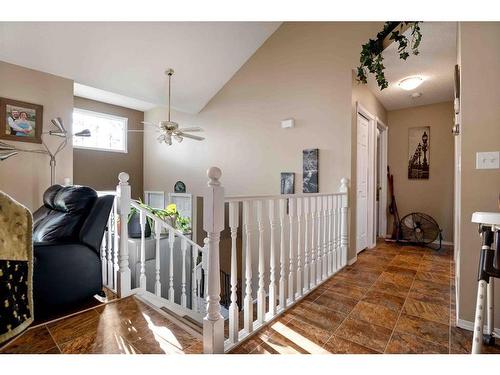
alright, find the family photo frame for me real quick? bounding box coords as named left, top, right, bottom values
left=0, top=97, right=43, bottom=144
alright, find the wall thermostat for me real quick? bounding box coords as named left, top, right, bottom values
left=281, top=118, right=295, bottom=129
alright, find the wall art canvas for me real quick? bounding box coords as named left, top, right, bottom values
left=408, top=126, right=430, bottom=179
left=0, top=98, right=43, bottom=144
left=280, top=172, right=295, bottom=194
left=303, top=148, right=319, bottom=193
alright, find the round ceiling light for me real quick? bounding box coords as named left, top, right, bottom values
left=410, top=92, right=422, bottom=99
left=399, top=76, right=424, bottom=91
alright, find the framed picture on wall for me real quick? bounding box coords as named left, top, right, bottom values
left=0, top=97, right=43, bottom=144
left=408, top=126, right=430, bottom=179
left=280, top=172, right=295, bottom=194
left=303, top=148, right=319, bottom=193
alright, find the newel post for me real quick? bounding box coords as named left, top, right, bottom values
left=203, top=167, right=225, bottom=354
left=339, top=178, right=349, bottom=268
left=117, top=172, right=132, bottom=297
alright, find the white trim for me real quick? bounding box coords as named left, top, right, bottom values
left=73, top=107, right=128, bottom=153
left=348, top=256, right=358, bottom=266
left=376, top=118, right=388, bottom=239
left=457, top=318, right=500, bottom=336
left=356, top=102, right=377, bottom=251
left=144, top=190, right=166, bottom=208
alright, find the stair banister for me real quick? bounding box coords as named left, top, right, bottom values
left=340, top=178, right=349, bottom=267
left=116, top=172, right=132, bottom=297
left=202, top=166, right=225, bottom=354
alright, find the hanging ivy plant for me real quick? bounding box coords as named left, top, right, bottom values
left=357, top=22, right=423, bottom=90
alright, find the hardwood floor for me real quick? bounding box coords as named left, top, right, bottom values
left=230, top=241, right=500, bottom=354
left=2, top=241, right=499, bottom=354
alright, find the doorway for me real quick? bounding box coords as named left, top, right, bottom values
left=356, top=103, right=388, bottom=254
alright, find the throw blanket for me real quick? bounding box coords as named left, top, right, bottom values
left=0, top=191, right=33, bottom=345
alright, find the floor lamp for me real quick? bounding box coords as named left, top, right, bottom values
left=0, top=117, right=91, bottom=186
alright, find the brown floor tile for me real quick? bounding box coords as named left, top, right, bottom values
left=255, top=329, right=310, bottom=354
left=313, top=289, right=358, bottom=315
left=285, top=300, right=346, bottom=333
left=183, top=340, right=203, bottom=354
left=389, top=258, right=421, bottom=271
left=408, top=279, right=451, bottom=306
left=450, top=326, right=472, bottom=354
left=419, top=261, right=451, bottom=275
left=59, top=330, right=139, bottom=354
left=322, top=336, right=378, bottom=354
left=0, top=326, right=56, bottom=354
left=131, top=332, right=192, bottom=354
left=377, top=271, right=414, bottom=287
left=403, top=298, right=450, bottom=325
left=350, top=300, right=399, bottom=330
left=335, top=268, right=381, bottom=285
left=385, top=331, right=448, bottom=354
left=371, top=280, right=411, bottom=298
left=335, top=317, right=391, bottom=353
left=275, top=318, right=332, bottom=348
left=394, top=314, right=449, bottom=347
left=362, top=290, right=406, bottom=312
left=385, top=266, right=418, bottom=278
left=415, top=271, right=451, bottom=286
left=325, top=278, right=369, bottom=299
left=230, top=336, right=265, bottom=354
left=46, top=309, right=100, bottom=345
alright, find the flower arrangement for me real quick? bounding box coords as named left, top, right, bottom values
left=128, top=200, right=191, bottom=234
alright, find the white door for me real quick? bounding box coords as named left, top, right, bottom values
left=356, top=113, right=369, bottom=253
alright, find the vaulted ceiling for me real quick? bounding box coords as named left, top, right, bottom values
left=0, top=22, right=281, bottom=113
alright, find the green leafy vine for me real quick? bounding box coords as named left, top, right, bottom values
left=357, top=22, right=423, bottom=90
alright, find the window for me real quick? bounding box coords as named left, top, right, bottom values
left=73, top=108, right=128, bottom=153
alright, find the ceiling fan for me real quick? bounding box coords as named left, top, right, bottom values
left=130, top=69, right=205, bottom=146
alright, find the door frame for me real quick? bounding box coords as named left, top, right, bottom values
left=356, top=102, right=377, bottom=251
left=376, top=118, right=388, bottom=240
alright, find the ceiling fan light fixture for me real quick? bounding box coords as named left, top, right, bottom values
left=399, top=76, right=424, bottom=91
left=174, top=134, right=183, bottom=143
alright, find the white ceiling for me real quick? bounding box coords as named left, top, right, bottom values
left=366, top=22, right=457, bottom=111
left=0, top=22, right=281, bottom=113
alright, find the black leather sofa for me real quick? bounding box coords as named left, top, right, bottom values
left=32, top=185, right=114, bottom=319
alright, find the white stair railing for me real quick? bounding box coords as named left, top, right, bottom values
left=99, top=172, right=208, bottom=323
left=101, top=168, right=349, bottom=354
left=202, top=167, right=350, bottom=353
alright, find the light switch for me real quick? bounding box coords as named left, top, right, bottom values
left=476, top=151, right=500, bottom=169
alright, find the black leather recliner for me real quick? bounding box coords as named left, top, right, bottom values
left=32, top=185, right=114, bottom=319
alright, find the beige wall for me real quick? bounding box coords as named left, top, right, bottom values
left=0, top=61, right=74, bottom=211
left=144, top=22, right=384, bottom=260
left=73, top=97, right=144, bottom=199
left=387, top=102, right=455, bottom=242
left=458, top=22, right=500, bottom=324
left=351, top=71, right=388, bottom=251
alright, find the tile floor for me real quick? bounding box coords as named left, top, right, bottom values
left=0, top=296, right=203, bottom=354
left=230, top=241, right=500, bottom=354
left=2, top=241, right=499, bottom=354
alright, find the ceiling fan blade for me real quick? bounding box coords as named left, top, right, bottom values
left=179, top=133, right=205, bottom=141
left=176, top=127, right=204, bottom=133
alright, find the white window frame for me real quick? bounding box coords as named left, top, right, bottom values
left=73, top=108, right=128, bottom=153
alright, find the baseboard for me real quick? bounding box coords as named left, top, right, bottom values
left=348, top=256, right=357, bottom=266
left=457, top=318, right=500, bottom=336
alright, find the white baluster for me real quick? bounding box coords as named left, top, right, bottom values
left=192, top=247, right=199, bottom=312
left=243, top=200, right=253, bottom=334
left=310, top=196, right=316, bottom=288
left=327, top=195, right=333, bottom=276
left=101, top=235, right=107, bottom=286
left=202, top=238, right=209, bottom=312
left=316, top=196, right=322, bottom=283
left=268, top=200, right=277, bottom=315
left=106, top=209, right=113, bottom=289
left=229, top=201, right=239, bottom=344
left=303, top=197, right=310, bottom=292
left=340, top=178, right=349, bottom=268
left=181, top=238, right=188, bottom=308
left=322, top=196, right=328, bottom=280
left=296, top=198, right=303, bottom=298
left=279, top=199, right=287, bottom=309
left=202, top=167, right=224, bottom=354
left=139, top=210, right=146, bottom=290
left=288, top=198, right=295, bottom=304
left=117, top=172, right=131, bottom=297
left=257, top=200, right=266, bottom=324
left=113, top=198, right=119, bottom=290
left=336, top=195, right=341, bottom=270
left=154, top=221, right=162, bottom=297
left=168, top=228, right=175, bottom=301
